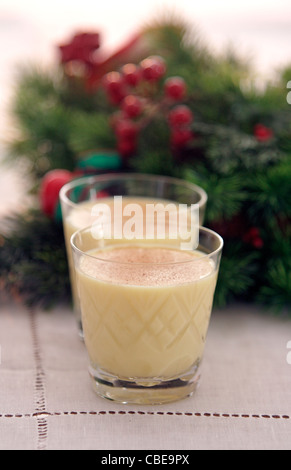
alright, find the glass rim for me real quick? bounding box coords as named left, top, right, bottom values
left=70, top=225, right=224, bottom=267
left=59, top=172, right=208, bottom=210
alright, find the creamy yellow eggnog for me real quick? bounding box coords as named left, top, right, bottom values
left=76, top=244, right=217, bottom=379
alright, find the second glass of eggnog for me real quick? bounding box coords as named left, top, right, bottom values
left=71, top=221, right=223, bottom=405
left=60, top=173, right=208, bottom=336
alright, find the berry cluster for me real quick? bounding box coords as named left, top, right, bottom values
left=102, top=55, right=194, bottom=158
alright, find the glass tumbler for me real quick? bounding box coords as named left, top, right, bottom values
left=60, top=173, right=208, bottom=336
left=71, top=223, right=223, bottom=405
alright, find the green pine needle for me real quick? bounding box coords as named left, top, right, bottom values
left=0, top=210, right=71, bottom=309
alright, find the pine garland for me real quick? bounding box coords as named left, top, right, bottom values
left=0, top=210, right=71, bottom=308
left=1, top=18, right=291, bottom=313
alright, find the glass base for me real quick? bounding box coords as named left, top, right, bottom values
left=88, top=362, right=201, bottom=405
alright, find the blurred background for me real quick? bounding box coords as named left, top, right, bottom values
left=1, top=0, right=291, bottom=130
left=0, top=0, right=291, bottom=214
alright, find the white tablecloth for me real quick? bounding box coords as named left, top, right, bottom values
left=0, top=298, right=290, bottom=450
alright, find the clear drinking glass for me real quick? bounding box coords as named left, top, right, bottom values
left=60, top=173, right=208, bottom=335
left=71, top=223, right=223, bottom=405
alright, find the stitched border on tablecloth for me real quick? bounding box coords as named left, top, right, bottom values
left=29, top=309, right=48, bottom=450
left=0, top=411, right=289, bottom=419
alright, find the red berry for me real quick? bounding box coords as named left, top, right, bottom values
left=121, top=95, right=143, bottom=118
left=254, top=124, right=273, bottom=142
left=115, top=119, right=138, bottom=140
left=164, top=76, right=187, bottom=100
left=96, top=190, right=110, bottom=198
left=252, top=236, right=264, bottom=249
left=121, top=63, right=141, bottom=87
left=248, top=227, right=260, bottom=239
left=140, top=55, right=166, bottom=81
left=117, top=138, right=136, bottom=157
left=40, top=169, right=73, bottom=217
left=170, top=127, right=193, bottom=147
left=168, top=105, right=193, bottom=128
left=103, top=71, right=123, bottom=92
left=103, top=71, right=126, bottom=104
left=243, top=226, right=263, bottom=246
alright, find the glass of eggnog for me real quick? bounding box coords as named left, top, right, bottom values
left=60, top=173, right=208, bottom=336
left=70, top=210, right=223, bottom=404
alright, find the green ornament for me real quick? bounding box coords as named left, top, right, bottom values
left=77, top=150, right=122, bottom=172
left=54, top=200, right=63, bottom=224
